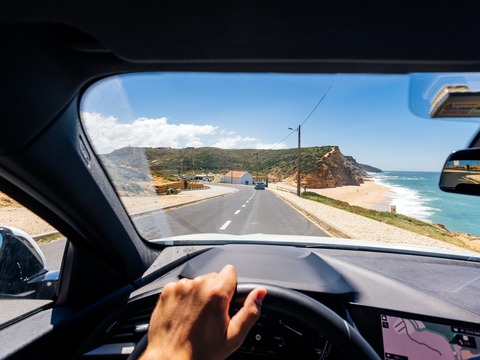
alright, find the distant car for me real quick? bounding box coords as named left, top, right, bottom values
left=254, top=182, right=266, bottom=190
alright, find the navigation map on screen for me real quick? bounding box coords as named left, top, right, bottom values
left=381, top=314, right=480, bottom=360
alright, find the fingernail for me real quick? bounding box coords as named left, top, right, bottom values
left=256, top=290, right=266, bottom=305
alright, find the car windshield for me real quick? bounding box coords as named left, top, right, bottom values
left=80, top=72, right=480, bottom=255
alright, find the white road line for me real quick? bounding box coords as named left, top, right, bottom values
left=219, top=220, right=232, bottom=230
left=242, top=204, right=246, bottom=207
left=234, top=210, right=241, bottom=215
left=246, top=200, right=249, bottom=203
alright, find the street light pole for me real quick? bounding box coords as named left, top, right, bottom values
left=289, top=125, right=301, bottom=196
left=255, top=152, right=259, bottom=183
left=296, top=125, right=301, bottom=196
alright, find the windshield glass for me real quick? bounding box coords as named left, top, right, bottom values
left=80, top=72, right=480, bottom=255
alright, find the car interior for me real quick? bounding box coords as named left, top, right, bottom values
left=2, top=3, right=480, bottom=360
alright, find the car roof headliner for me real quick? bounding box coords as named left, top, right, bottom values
left=4, top=2, right=480, bottom=72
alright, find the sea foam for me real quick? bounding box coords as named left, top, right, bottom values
left=371, top=172, right=438, bottom=221
left=370, top=171, right=480, bottom=236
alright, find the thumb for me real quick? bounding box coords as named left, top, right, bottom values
left=226, top=288, right=267, bottom=349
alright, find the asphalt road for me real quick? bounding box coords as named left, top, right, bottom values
left=134, top=184, right=329, bottom=240
left=39, top=185, right=328, bottom=269
left=39, top=238, right=66, bottom=271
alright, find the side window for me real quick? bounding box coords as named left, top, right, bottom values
left=0, top=191, right=65, bottom=326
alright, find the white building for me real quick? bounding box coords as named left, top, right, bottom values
left=221, top=171, right=254, bottom=185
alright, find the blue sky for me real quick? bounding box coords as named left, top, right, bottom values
left=81, top=72, right=480, bottom=171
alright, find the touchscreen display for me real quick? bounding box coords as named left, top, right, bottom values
left=381, top=314, right=480, bottom=359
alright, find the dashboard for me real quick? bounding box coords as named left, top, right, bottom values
left=77, top=244, right=480, bottom=359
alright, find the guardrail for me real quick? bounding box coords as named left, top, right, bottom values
left=275, top=186, right=296, bottom=194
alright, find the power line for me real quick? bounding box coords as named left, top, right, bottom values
left=265, top=76, right=337, bottom=151
left=268, top=129, right=297, bottom=150
left=300, top=76, right=337, bottom=127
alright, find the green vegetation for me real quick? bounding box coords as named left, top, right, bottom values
left=301, top=192, right=478, bottom=251
left=142, top=146, right=335, bottom=176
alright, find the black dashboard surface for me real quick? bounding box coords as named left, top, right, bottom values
left=180, top=246, right=354, bottom=296
left=79, top=244, right=480, bottom=359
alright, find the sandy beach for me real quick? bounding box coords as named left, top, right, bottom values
left=272, top=181, right=392, bottom=211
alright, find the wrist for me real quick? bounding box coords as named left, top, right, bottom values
left=140, top=343, right=192, bottom=360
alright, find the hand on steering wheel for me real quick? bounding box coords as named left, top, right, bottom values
left=130, top=280, right=380, bottom=359
left=136, top=265, right=266, bottom=360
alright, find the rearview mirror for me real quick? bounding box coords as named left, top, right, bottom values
left=0, top=226, right=59, bottom=299
left=439, top=148, right=480, bottom=196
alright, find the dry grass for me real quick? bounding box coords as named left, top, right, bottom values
left=0, top=192, right=18, bottom=207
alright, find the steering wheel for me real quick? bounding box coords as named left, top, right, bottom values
left=128, top=283, right=380, bottom=360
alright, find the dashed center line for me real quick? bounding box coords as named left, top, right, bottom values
left=218, top=191, right=257, bottom=231
left=219, top=220, right=232, bottom=230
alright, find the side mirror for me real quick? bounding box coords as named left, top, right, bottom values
left=439, top=148, right=480, bottom=196
left=0, top=226, right=59, bottom=299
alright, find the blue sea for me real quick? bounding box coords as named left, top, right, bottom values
left=372, top=171, right=480, bottom=237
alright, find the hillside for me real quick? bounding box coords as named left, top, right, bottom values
left=143, top=146, right=335, bottom=176
left=101, top=146, right=379, bottom=193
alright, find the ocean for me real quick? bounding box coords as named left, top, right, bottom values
left=372, top=171, right=480, bottom=237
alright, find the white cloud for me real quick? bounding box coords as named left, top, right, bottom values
left=81, top=112, right=217, bottom=153
left=81, top=111, right=284, bottom=153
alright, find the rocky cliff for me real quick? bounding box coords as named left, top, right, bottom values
left=285, top=146, right=369, bottom=188
left=359, top=163, right=383, bottom=173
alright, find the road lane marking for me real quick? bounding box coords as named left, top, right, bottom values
left=220, top=220, right=232, bottom=230
left=234, top=210, right=241, bottom=215
left=242, top=204, right=246, bottom=207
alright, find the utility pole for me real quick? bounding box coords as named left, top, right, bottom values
left=180, top=149, right=184, bottom=176
left=296, top=125, right=301, bottom=196
left=289, top=125, right=301, bottom=196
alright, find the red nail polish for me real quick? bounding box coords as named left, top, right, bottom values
left=256, top=291, right=266, bottom=305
